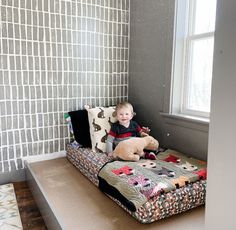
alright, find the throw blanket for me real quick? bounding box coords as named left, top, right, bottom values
left=98, top=149, right=207, bottom=212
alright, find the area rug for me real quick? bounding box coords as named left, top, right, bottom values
left=0, top=183, right=23, bottom=230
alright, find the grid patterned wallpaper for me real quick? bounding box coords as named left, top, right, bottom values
left=0, top=0, right=130, bottom=173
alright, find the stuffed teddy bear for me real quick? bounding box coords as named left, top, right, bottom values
left=113, top=136, right=159, bottom=161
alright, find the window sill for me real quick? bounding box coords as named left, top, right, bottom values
left=160, top=112, right=209, bottom=132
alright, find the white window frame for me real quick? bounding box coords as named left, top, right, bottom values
left=171, top=0, right=216, bottom=119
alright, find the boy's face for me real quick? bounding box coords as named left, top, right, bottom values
left=116, top=107, right=133, bottom=127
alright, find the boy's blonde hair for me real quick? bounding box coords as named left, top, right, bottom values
left=114, top=102, right=136, bottom=116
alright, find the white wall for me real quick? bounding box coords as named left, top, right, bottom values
left=205, top=0, right=236, bottom=229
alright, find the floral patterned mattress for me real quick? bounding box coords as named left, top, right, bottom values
left=66, top=143, right=207, bottom=224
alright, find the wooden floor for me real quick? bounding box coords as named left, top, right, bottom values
left=13, top=181, right=47, bottom=230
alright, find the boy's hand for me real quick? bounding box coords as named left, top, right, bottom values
left=141, top=132, right=149, bottom=137
left=142, top=126, right=150, bottom=134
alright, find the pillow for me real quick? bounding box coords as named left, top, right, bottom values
left=85, top=106, right=117, bottom=152
left=68, top=110, right=92, bottom=148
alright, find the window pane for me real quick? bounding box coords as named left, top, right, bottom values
left=187, top=38, right=214, bottom=113
left=193, top=0, right=217, bottom=34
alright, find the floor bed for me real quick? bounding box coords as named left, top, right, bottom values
left=66, top=143, right=207, bottom=224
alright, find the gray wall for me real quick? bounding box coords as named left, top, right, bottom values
left=0, top=0, right=130, bottom=180
left=129, top=0, right=208, bottom=160
left=205, top=0, right=236, bottom=229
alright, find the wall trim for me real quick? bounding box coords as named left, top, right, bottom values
left=161, top=112, right=209, bottom=132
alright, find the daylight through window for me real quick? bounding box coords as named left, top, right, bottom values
left=172, top=0, right=217, bottom=118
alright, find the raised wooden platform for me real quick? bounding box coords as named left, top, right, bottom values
left=26, top=157, right=205, bottom=230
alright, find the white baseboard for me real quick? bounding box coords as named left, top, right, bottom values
left=23, top=151, right=66, bottom=164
